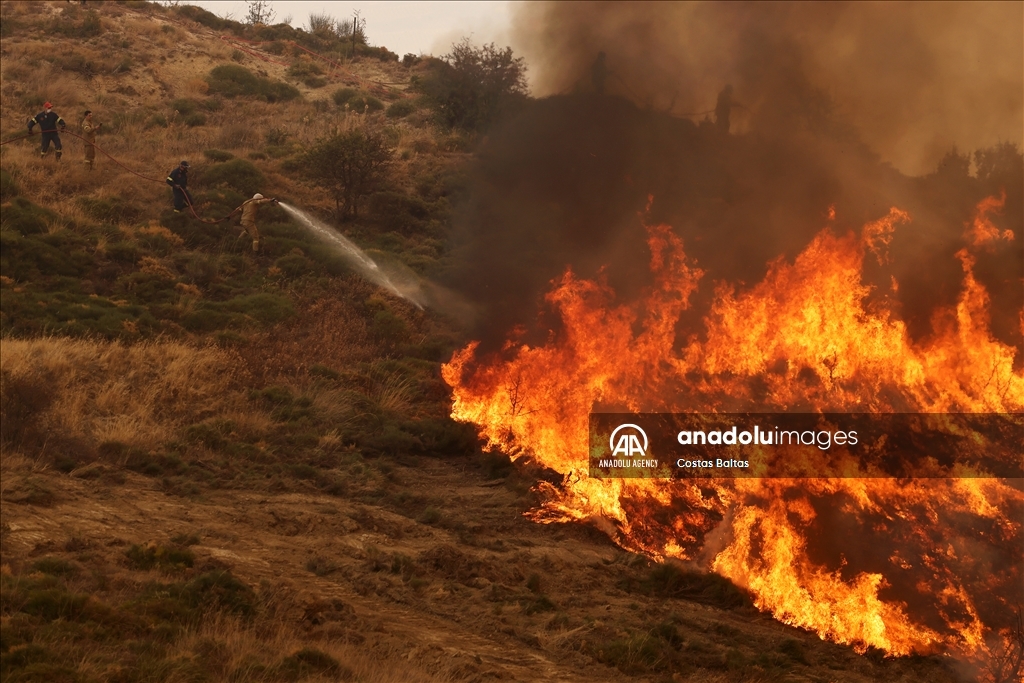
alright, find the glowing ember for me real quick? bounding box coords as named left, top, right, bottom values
left=442, top=197, right=1023, bottom=665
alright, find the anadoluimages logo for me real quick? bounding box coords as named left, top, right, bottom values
left=609, top=423, right=648, bottom=457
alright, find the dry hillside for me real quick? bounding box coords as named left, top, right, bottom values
left=0, top=2, right=1000, bottom=683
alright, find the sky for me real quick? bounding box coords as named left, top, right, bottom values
left=186, top=1, right=517, bottom=57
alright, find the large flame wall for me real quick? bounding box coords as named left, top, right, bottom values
left=442, top=201, right=1023, bottom=664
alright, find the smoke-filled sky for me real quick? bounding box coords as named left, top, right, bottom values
left=511, top=1, right=1023, bottom=177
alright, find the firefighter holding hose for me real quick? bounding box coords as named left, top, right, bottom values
left=166, top=160, right=193, bottom=212
left=27, top=102, right=66, bottom=161
left=237, top=193, right=278, bottom=253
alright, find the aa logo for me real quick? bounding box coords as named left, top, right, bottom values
left=610, top=424, right=648, bottom=457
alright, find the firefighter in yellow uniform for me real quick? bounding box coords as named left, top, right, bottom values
left=238, top=193, right=277, bottom=252
left=81, top=110, right=100, bottom=170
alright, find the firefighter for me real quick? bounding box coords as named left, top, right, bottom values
left=166, top=160, right=193, bottom=213
left=81, top=110, right=100, bottom=170
left=237, top=193, right=278, bottom=252
left=715, top=85, right=736, bottom=134
left=27, top=102, right=66, bottom=160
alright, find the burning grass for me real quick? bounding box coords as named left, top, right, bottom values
left=442, top=202, right=1024, bottom=673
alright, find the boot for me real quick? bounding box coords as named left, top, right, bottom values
left=55, top=150, right=62, bottom=161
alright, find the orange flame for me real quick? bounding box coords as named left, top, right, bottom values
left=442, top=198, right=1024, bottom=664
left=967, top=189, right=1014, bottom=246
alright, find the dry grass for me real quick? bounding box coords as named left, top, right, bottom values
left=0, top=336, right=255, bottom=450
left=167, top=612, right=454, bottom=683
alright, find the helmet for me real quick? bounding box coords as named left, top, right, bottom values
left=253, top=193, right=263, bottom=200
left=180, top=160, right=190, bottom=168
left=43, top=102, right=52, bottom=109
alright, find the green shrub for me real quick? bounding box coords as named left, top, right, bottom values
left=386, top=100, right=416, bottom=119
left=147, top=113, right=169, bottom=129
left=309, top=364, right=340, bottom=381
left=183, top=112, right=207, bottom=127
left=181, top=293, right=293, bottom=332
left=171, top=533, right=201, bottom=546
left=61, top=51, right=101, bottom=78
left=2, top=197, right=56, bottom=235
left=203, top=149, right=234, bottom=162
left=31, top=557, right=77, bottom=577
left=125, top=543, right=195, bottom=571
left=105, top=241, right=138, bottom=264
left=206, top=64, right=300, bottom=103
left=20, top=588, right=91, bottom=621
left=0, top=644, right=72, bottom=678
left=277, top=648, right=349, bottom=682
left=778, top=638, right=809, bottom=664
left=265, top=128, right=289, bottom=146
left=179, top=570, right=256, bottom=617
left=201, top=158, right=265, bottom=195
left=170, top=98, right=199, bottom=115
left=592, top=633, right=664, bottom=673
left=287, top=59, right=323, bottom=84
left=523, top=595, right=556, bottom=615
left=624, top=562, right=754, bottom=611
left=418, top=507, right=442, bottom=525
left=176, top=4, right=233, bottom=31
left=1, top=232, right=93, bottom=280
left=0, top=168, right=18, bottom=200
left=79, top=196, right=142, bottom=224
left=53, top=9, right=103, bottom=38
left=368, top=191, right=431, bottom=233
left=347, top=94, right=384, bottom=113
left=220, top=292, right=294, bottom=324
left=332, top=87, right=358, bottom=106
left=274, top=253, right=313, bottom=277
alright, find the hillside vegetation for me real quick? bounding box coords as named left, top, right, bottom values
left=0, top=3, right=985, bottom=683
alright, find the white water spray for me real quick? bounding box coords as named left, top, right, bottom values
left=279, top=203, right=425, bottom=308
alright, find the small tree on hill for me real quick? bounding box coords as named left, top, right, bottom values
left=246, top=0, right=275, bottom=26
left=303, top=129, right=393, bottom=220
left=419, top=38, right=528, bottom=132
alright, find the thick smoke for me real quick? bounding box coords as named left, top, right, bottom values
left=513, top=2, right=1023, bottom=177
left=445, top=2, right=1022, bottom=354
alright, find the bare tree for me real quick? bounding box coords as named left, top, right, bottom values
left=245, top=0, right=275, bottom=26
